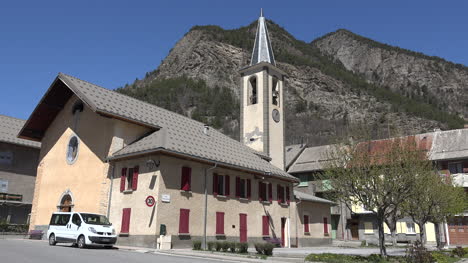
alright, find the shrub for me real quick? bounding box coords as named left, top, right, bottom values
left=207, top=241, right=215, bottom=251
left=228, top=242, right=236, bottom=253
left=215, top=241, right=223, bottom=251
left=221, top=241, right=229, bottom=252
left=254, top=243, right=274, bottom=256
left=451, top=246, right=467, bottom=258
left=192, top=240, right=202, bottom=250
left=236, top=242, right=249, bottom=253
left=405, top=241, right=434, bottom=263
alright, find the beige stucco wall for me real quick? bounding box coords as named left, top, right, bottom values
left=242, top=72, right=265, bottom=152
left=267, top=74, right=284, bottom=170
left=294, top=201, right=332, bottom=246
left=110, top=154, right=299, bottom=248
left=30, top=95, right=150, bottom=230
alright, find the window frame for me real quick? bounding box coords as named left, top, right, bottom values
left=213, top=174, right=230, bottom=197
left=180, top=166, right=192, bottom=192
left=248, top=76, right=258, bottom=105
left=406, top=222, right=416, bottom=234
left=66, top=135, right=80, bottom=165
left=258, top=182, right=272, bottom=203
left=236, top=177, right=252, bottom=199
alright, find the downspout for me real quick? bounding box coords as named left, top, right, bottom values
left=292, top=180, right=300, bottom=247
left=203, top=162, right=217, bottom=250
left=106, top=163, right=115, bottom=218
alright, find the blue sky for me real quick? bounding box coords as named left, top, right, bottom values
left=1, top=0, right=467, bottom=119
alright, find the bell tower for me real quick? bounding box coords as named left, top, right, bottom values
left=239, top=10, right=286, bottom=170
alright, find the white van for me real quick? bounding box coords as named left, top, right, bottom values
left=47, top=212, right=117, bottom=248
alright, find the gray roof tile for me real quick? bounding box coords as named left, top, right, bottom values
left=429, top=129, right=468, bottom=161
left=294, top=190, right=335, bottom=205
left=58, top=73, right=296, bottom=181
left=288, top=145, right=337, bottom=173
left=0, top=115, right=41, bottom=148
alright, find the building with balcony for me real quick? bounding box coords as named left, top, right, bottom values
left=0, top=115, right=40, bottom=225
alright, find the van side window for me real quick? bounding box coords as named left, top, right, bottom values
left=72, top=214, right=82, bottom=225
left=50, top=214, right=71, bottom=226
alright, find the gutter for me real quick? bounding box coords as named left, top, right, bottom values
left=107, top=148, right=299, bottom=183
left=203, top=163, right=218, bottom=250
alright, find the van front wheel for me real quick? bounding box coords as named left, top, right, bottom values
left=48, top=234, right=56, bottom=246
left=77, top=235, right=86, bottom=249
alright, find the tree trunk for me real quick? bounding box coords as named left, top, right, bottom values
left=434, top=222, right=441, bottom=249
left=377, top=217, right=387, bottom=257
left=385, top=218, right=398, bottom=246
left=390, top=230, right=397, bottom=246
left=418, top=223, right=426, bottom=246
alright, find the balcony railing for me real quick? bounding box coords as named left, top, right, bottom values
left=0, top=193, right=23, bottom=202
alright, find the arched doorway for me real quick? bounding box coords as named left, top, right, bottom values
left=57, top=191, right=74, bottom=212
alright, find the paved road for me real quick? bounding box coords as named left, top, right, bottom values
left=0, top=239, right=232, bottom=263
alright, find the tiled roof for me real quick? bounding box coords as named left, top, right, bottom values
left=294, top=190, right=335, bottom=205
left=288, top=145, right=336, bottom=173
left=0, top=115, right=41, bottom=148
left=430, top=129, right=468, bottom=161
left=58, top=73, right=296, bottom=181
left=285, top=144, right=306, bottom=169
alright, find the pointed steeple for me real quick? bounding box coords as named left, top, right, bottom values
left=250, top=9, right=276, bottom=66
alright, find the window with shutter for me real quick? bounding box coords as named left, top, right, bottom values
left=120, top=168, right=127, bottom=192
left=121, top=208, right=131, bottom=234
left=181, top=167, right=192, bottom=191
left=323, top=217, right=329, bottom=235
left=213, top=174, right=231, bottom=197
left=216, top=212, right=225, bottom=235
left=132, top=166, right=139, bottom=191
left=179, top=209, right=190, bottom=234
left=262, top=215, right=269, bottom=236
left=304, top=215, right=310, bottom=233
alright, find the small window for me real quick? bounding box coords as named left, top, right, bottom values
left=120, top=166, right=139, bottom=192
left=406, top=222, right=416, bottom=234
left=248, top=77, right=257, bottom=105
left=216, top=212, right=225, bottom=235
left=364, top=222, right=373, bottom=234
left=236, top=177, right=251, bottom=199
left=66, top=136, right=79, bottom=164
left=181, top=167, right=192, bottom=191
left=258, top=182, right=272, bottom=202
left=0, top=179, right=8, bottom=193
left=213, top=174, right=230, bottom=196
left=298, top=174, right=309, bottom=187
left=304, top=215, right=310, bottom=233
left=272, top=77, right=279, bottom=106
left=448, top=162, right=463, bottom=174
left=0, top=152, right=13, bottom=166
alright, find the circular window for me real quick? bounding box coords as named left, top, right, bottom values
left=66, top=136, right=79, bottom=164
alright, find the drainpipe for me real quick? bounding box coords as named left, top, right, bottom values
left=106, top=164, right=115, bottom=218
left=203, top=163, right=217, bottom=250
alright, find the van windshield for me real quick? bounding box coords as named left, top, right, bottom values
left=80, top=213, right=111, bottom=226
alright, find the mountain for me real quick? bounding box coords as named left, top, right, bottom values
left=117, top=21, right=466, bottom=146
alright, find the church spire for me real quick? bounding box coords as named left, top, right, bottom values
left=250, top=9, right=276, bottom=66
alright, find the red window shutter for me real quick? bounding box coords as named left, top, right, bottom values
left=286, top=186, right=290, bottom=205
left=262, top=215, right=269, bottom=236
left=225, top=175, right=230, bottom=196
left=181, top=167, right=191, bottom=191
left=216, top=212, right=225, bottom=235
left=120, top=168, right=127, bottom=192
left=235, top=177, right=240, bottom=198
left=304, top=215, right=310, bottom=233
left=247, top=179, right=251, bottom=199
left=213, top=174, right=218, bottom=196
left=132, top=166, right=139, bottom=191
left=323, top=217, right=328, bottom=234
left=179, top=209, right=190, bottom=234
left=268, top=183, right=272, bottom=202
left=121, top=208, right=131, bottom=233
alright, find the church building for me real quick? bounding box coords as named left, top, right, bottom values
left=20, top=12, right=333, bottom=248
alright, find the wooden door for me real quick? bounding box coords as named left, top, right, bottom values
left=239, top=214, right=247, bottom=243
left=281, top=218, right=286, bottom=247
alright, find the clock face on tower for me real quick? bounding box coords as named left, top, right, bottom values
left=272, top=109, right=280, bottom=123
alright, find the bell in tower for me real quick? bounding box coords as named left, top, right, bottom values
left=239, top=9, right=286, bottom=170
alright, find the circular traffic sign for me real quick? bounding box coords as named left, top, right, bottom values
left=145, top=195, right=156, bottom=207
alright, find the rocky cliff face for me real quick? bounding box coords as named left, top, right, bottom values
left=120, top=22, right=465, bottom=146
left=313, top=29, right=468, bottom=119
